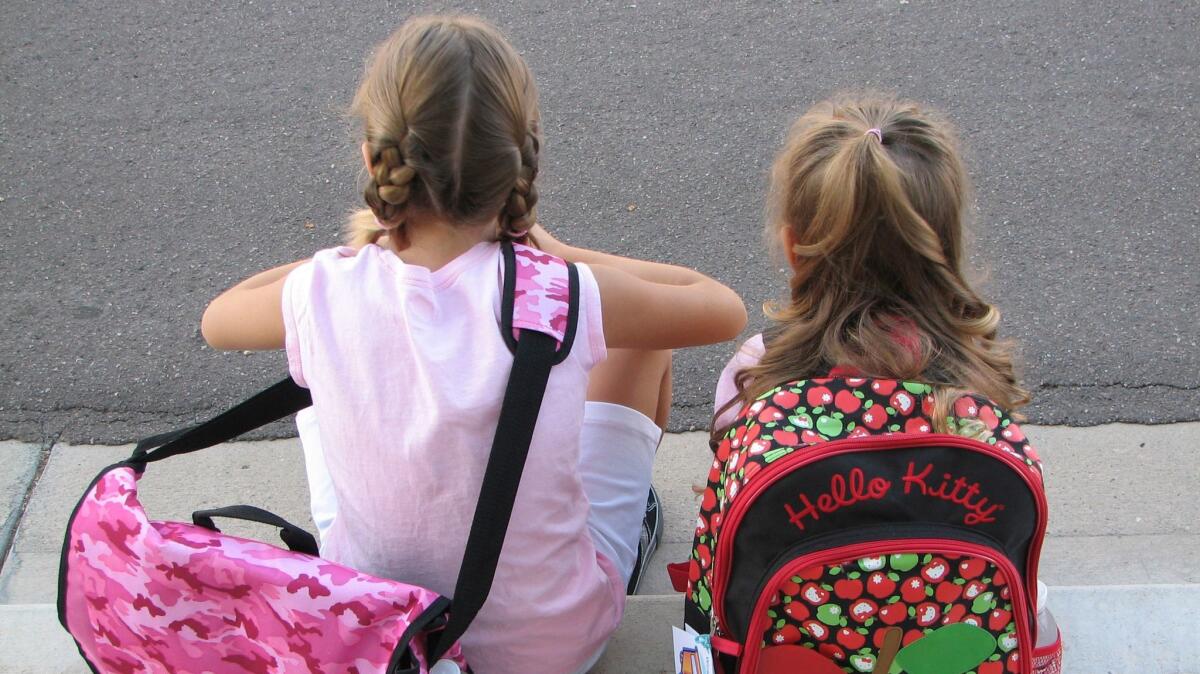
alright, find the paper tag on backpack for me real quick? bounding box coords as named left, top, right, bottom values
left=672, top=625, right=713, bottom=674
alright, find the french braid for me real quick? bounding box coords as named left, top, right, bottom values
left=500, top=126, right=540, bottom=239
left=348, top=16, right=542, bottom=247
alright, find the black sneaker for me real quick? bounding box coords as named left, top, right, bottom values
left=626, top=485, right=663, bottom=595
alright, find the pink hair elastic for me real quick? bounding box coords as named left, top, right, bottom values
left=865, top=128, right=883, bottom=143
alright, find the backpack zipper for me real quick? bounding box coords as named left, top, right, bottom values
left=711, top=433, right=1048, bottom=641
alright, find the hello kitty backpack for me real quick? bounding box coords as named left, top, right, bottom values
left=672, top=376, right=1063, bottom=674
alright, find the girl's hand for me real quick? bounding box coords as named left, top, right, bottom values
left=526, top=223, right=564, bottom=257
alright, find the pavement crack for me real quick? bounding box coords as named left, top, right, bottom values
left=1035, top=382, right=1198, bottom=391
left=0, top=428, right=60, bottom=576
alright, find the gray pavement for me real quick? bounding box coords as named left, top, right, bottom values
left=1, top=423, right=1198, bottom=672
left=2, top=1, right=1198, bottom=445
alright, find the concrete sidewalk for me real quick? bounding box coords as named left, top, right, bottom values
left=2, top=423, right=1198, bottom=672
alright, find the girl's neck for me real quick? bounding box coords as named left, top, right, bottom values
left=388, top=216, right=497, bottom=272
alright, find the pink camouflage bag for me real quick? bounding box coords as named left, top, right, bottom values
left=58, top=241, right=580, bottom=673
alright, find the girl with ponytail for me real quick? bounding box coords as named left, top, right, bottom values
left=200, top=16, right=746, bottom=673
left=715, top=93, right=1029, bottom=432
left=708, top=93, right=1058, bottom=651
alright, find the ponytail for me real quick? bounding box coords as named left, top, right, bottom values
left=721, top=94, right=1028, bottom=442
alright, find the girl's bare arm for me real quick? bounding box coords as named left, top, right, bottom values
left=530, top=225, right=747, bottom=349
left=200, top=260, right=306, bottom=350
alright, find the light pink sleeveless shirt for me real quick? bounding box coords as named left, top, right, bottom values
left=282, top=242, right=622, bottom=673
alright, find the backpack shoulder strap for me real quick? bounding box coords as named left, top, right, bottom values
left=500, top=241, right=579, bottom=364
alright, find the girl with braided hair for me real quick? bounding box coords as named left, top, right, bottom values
left=200, top=15, right=746, bottom=673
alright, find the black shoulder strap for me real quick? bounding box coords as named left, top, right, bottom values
left=129, top=378, right=312, bottom=465
left=431, top=328, right=558, bottom=659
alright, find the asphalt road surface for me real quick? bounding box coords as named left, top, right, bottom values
left=1, top=1, right=1197, bottom=444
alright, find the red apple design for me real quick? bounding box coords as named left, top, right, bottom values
left=848, top=426, right=871, bottom=439
left=715, top=438, right=732, bottom=461
left=748, top=438, right=771, bottom=455
left=744, top=461, right=763, bottom=481
left=694, top=513, right=708, bottom=536
left=861, top=407, right=887, bottom=430
left=954, top=397, right=979, bottom=418
left=783, top=601, right=811, bottom=621
left=989, top=608, right=1012, bottom=631
left=921, top=558, right=950, bottom=584
left=727, top=479, right=741, bottom=501
left=866, top=571, right=897, bottom=598
left=943, top=604, right=968, bottom=624
left=901, top=576, right=927, bottom=603
left=878, top=602, right=908, bottom=625
left=916, top=602, right=941, bottom=627
left=772, top=390, right=800, bottom=409
left=963, top=614, right=983, bottom=628
left=773, top=430, right=799, bottom=447
left=687, top=559, right=700, bottom=583
left=835, top=390, right=862, bottom=413
left=1006, top=651, right=1021, bottom=672
left=834, top=578, right=864, bottom=600
left=979, top=405, right=1000, bottom=429
left=817, top=643, right=846, bottom=661
left=935, top=581, right=963, bottom=603
left=781, top=579, right=801, bottom=596
left=697, top=544, right=712, bottom=569
left=1001, top=423, right=1025, bottom=442
left=730, top=449, right=747, bottom=472
left=872, top=380, right=898, bottom=395
left=845, top=377, right=867, bottom=387
left=994, top=440, right=1019, bottom=457
left=904, top=417, right=932, bottom=434
left=771, top=624, right=803, bottom=645
left=992, top=571, right=1008, bottom=587
left=978, top=662, right=1003, bottom=674
left=958, top=559, right=986, bottom=580
left=701, top=487, right=716, bottom=511
left=964, top=580, right=989, bottom=600
left=801, top=430, right=826, bottom=444
left=848, top=598, right=879, bottom=623
left=921, top=395, right=935, bottom=416
left=806, top=386, right=834, bottom=408
left=758, top=405, right=785, bottom=423
left=890, top=391, right=915, bottom=415
left=802, top=620, right=830, bottom=641
left=800, top=582, right=830, bottom=605
left=836, top=627, right=865, bottom=650
left=903, top=629, right=924, bottom=646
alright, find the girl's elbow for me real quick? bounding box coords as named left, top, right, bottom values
left=200, top=303, right=231, bottom=350
left=717, top=291, right=748, bottom=341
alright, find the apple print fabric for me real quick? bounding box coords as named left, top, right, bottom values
left=762, top=552, right=1019, bottom=674
left=684, top=377, right=1047, bottom=663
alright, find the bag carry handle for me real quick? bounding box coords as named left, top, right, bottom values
left=192, top=504, right=320, bottom=556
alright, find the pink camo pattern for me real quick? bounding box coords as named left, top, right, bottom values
left=63, top=466, right=466, bottom=673
left=510, top=243, right=569, bottom=345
